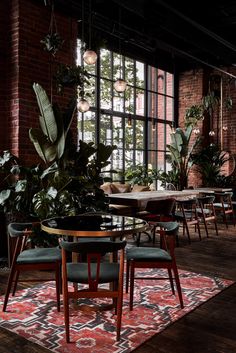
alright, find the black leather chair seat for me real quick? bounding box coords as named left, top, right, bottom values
left=126, top=247, right=172, bottom=262
left=66, top=262, right=120, bottom=283
left=17, top=247, right=62, bottom=264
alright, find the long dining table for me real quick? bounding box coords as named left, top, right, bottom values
left=108, top=189, right=200, bottom=213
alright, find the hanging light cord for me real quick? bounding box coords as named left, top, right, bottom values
left=89, top=0, right=92, bottom=49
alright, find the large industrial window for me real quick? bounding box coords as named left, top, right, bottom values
left=77, top=41, right=175, bottom=184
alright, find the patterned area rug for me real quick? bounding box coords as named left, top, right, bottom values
left=0, top=269, right=233, bottom=353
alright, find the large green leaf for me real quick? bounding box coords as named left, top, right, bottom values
left=29, top=128, right=57, bottom=163
left=0, top=189, right=11, bottom=205
left=33, top=83, right=57, bottom=143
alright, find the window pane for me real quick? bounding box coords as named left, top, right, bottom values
left=136, top=61, right=144, bottom=88
left=84, top=75, right=95, bottom=106
left=166, top=96, right=174, bottom=120
left=136, top=120, right=144, bottom=149
left=100, top=79, right=112, bottom=109
left=100, top=114, right=112, bottom=144
left=125, top=57, right=135, bottom=85
left=157, top=69, right=165, bottom=94
left=157, top=122, right=166, bottom=151
left=113, top=92, right=124, bottom=112
left=136, top=89, right=144, bottom=116
left=113, top=53, right=123, bottom=80
left=158, top=94, right=165, bottom=119
left=166, top=72, right=174, bottom=97
left=100, top=49, right=111, bottom=79
left=113, top=116, right=123, bottom=148
left=125, top=87, right=134, bottom=114
left=78, top=111, right=96, bottom=144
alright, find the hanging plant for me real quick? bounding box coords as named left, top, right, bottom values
left=40, top=2, right=64, bottom=56
left=41, top=32, right=64, bottom=56
left=54, top=63, right=93, bottom=98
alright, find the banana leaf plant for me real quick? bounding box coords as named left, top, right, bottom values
left=29, top=83, right=116, bottom=224
left=165, top=105, right=203, bottom=190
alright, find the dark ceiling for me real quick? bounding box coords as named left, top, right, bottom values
left=54, top=0, right=236, bottom=73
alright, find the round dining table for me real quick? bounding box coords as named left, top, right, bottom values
left=41, top=213, right=148, bottom=239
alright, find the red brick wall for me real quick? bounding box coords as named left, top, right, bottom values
left=0, top=0, right=11, bottom=152
left=0, top=0, right=78, bottom=165
left=179, top=68, right=236, bottom=187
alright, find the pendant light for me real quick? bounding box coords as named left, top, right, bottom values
left=83, top=0, right=97, bottom=65
left=114, top=8, right=127, bottom=93
left=77, top=98, right=90, bottom=113
left=78, top=0, right=90, bottom=113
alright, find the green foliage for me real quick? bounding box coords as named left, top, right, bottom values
left=54, top=64, right=92, bottom=96
left=159, top=105, right=203, bottom=190
left=124, top=165, right=158, bottom=186
left=192, top=144, right=233, bottom=187
left=0, top=150, right=42, bottom=218
left=156, top=169, right=180, bottom=189
left=40, top=32, right=64, bottom=56
left=29, top=83, right=76, bottom=165
left=1, top=84, right=117, bottom=246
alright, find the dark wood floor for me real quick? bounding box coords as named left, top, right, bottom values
left=0, top=221, right=236, bottom=353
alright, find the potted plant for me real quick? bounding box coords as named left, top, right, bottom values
left=157, top=104, right=203, bottom=190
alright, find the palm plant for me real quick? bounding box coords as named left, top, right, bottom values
left=158, top=105, right=203, bottom=190
left=192, top=144, right=233, bottom=187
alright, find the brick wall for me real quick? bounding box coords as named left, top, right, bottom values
left=0, top=0, right=78, bottom=165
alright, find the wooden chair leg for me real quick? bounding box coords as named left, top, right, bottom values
left=172, top=263, right=184, bottom=308
left=129, top=262, right=135, bottom=311
left=55, top=263, right=61, bottom=312
left=12, top=270, right=20, bottom=296
left=63, top=284, right=70, bottom=343
left=3, top=265, right=16, bottom=311
left=167, top=269, right=175, bottom=294
left=126, top=260, right=130, bottom=293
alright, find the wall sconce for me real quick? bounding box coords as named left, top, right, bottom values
left=209, top=130, right=215, bottom=136
left=222, top=126, right=228, bottom=131
left=83, top=0, right=97, bottom=65
left=77, top=98, right=90, bottom=112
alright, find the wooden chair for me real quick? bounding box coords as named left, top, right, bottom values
left=126, top=221, right=183, bottom=311
left=3, top=222, right=62, bottom=312
left=60, top=238, right=126, bottom=342
left=136, top=198, right=176, bottom=245
left=213, top=192, right=236, bottom=228
left=196, top=195, right=218, bottom=237
left=174, top=198, right=201, bottom=243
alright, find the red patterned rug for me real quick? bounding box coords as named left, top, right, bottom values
left=0, top=269, right=233, bottom=353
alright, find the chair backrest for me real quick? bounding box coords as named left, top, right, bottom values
left=8, top=222, right=34, bottom=256
left=214, top=192, right=233, bottom=204
left=8, top=222, right=33, bottom=238
left=60, top=239, right=126, bottom=255
left=165, top=183, right=176, bottom=191
left=60, top=239, right=126, bottom=291
left=197, top=195, right=215, bottom=206
left=146, top=198, right=176, bottom=215
left=155, top=221, right=179, bottom=255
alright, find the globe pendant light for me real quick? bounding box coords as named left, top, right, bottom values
left=114, top=8, right=127, bottom=93
left=83, top=0, right=97, bottom=65
left=83, top=49, right=97, bottom=65
left=77, top=98, right=90, bottom=112
left=114, top=78, right=127, bottom=93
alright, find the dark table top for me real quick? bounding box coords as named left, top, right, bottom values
left=41, top=213, right=148, bottom=238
